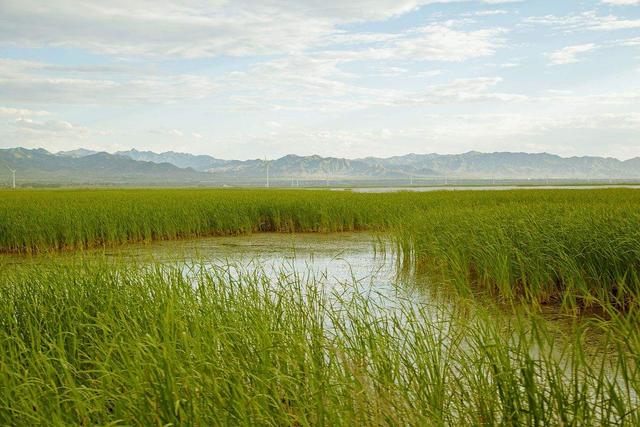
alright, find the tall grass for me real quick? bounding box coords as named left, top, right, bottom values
left=393, top=190, right=640, bottom=310
left=2, top=188, right=640, bottom=424
left=2, top=188, right=640, bottom=308
left=0, top=189, right=412, bottom=252
left=0, top=260, right=637, bottom=426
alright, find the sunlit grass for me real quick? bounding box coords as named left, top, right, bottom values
left=393, top=191, right=640, bottom=310
left=2, top=188, right=640, bottom=424
left=0, top=188, right=409, bottom=252
left=0, top=260, right=637, bottom=426
left=2, top=188, right=640, bottom=309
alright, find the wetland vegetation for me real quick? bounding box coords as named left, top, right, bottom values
left=1, top=188, right=639, bottom=425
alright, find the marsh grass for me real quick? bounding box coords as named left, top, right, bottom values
left=2, top=188, right=640, bottom=425
left=2, top=188, right=639, bottom=311
left=0, top=189, right=410, bottom=253
left=0, top=260, right=638, bottom=426
left=392, top=190, right=640, bottom=311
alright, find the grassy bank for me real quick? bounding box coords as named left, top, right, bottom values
left=1, top=261, right=638, bottom=426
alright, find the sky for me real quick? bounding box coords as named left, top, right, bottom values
left=0, top=0, right=639, bottom=160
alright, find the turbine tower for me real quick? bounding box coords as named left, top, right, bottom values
left=6, top=166, right=15, bottom=189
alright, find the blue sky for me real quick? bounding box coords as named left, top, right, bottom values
left=0, top=0, right=639, bottom=159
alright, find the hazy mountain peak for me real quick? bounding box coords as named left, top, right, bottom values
left=57, top=148, right=98, bottom=158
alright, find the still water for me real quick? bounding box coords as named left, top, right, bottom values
left=0, top=232, right=613, bottom=355
left=1, top=232, right=428, bottom=311
left=334, top=185, right=640, bottom=193
left=107, top=232, right=430, bottom=310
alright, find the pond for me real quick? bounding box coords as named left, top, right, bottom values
left=0, top=231, right=620, bottom=363
left=0, top=232, right=434, bottom=313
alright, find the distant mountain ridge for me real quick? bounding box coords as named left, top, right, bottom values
left=1, top=147, right=639, bottom=187
left=0, top=147, right=209, bottom=185
left=114, top=149, right=229, bottom=171
left=108, top=148, right=640, bottom=179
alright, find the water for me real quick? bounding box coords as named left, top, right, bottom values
left=0, top=232, right=620, bottom=365
left=0, top=232, right=429, bottom=312
left=0, top=232, right=615, bottom=335
left=110, top=232, right=431, bottom=312
left=105, top=233, right=398, bottom=286
left=334, top=185, right=640, bottom=193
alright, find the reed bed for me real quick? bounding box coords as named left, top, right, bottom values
left=0, top=261, right=637, bottom=426
left=2, top=188, right=640, bottom=424
left=1, top=188, right=639, bottom=308
left=393, top=190, right=640, bottom=310
left=0, top=189, right=409, bottom=252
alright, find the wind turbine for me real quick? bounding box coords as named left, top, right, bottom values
left=265, top=158, right=270, bottom=188
left=6, top=165, right=15, bottom=189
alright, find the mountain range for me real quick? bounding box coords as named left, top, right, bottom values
left=1, top=147, right=208, bottom=186
left=75, top=148, right=640, bottom=179
left=1, top=147, right=640, bottom=186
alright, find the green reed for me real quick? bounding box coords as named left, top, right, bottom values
left=2, top=188, right=640, bottom=309
left=393, top=189, right=640, bottom=310
left=0, top=260, right=637, bottom=426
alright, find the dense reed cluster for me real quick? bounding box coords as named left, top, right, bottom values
left=0, top=189, right=407, bottom=252
left=1, top=261, right=638, bottom=425
left=394, top=190, right=640, bottom=309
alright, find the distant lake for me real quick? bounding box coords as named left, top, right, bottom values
left=332, top=184, right=640, bottom=193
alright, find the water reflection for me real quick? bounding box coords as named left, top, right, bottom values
left=113, top=232, right=437, bottom=317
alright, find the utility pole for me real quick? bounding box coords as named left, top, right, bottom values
left=6, top=166, right=15, bottom=189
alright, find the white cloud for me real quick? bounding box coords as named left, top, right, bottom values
left=541, top=89, right=640, bottom=106
left=148, top=129, right=204, bottom=139
left=525, top=11, right=640, bottom=32
left=0, top=59, right=216, bottom=105
left=222, top=54, right=525, bottom=111
left=207, top=19, right=507, bottom=113
left=384, top=25, right=506, bottom=62
left=601, top=0, right=640, bottom=5
left=548, top=43, right=598, bottom=65
left=620, top=37, right=640, bottom=46
left=463, top=9, right=508, bottom=16
left=13, top=118, right=79, bottom=132
left=0, top=0, right=324, bottom=58
left=0, top=0, right=508, bottom=59
left=0, top=107, right=50, bottom=117
left=396, top=77, right=528, bottom=105
left=10, top=118, right=89, bottom=139
left=321, top=23, right=506, bottom=62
